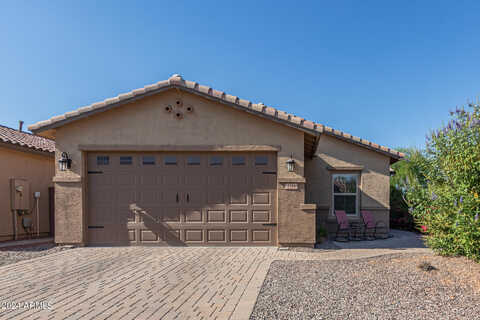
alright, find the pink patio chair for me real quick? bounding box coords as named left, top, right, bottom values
left=334, top=210, right=351, bottom=241
left=361, top=211, right=388, bottom=239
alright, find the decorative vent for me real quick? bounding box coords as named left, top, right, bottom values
left=164, top=98, right=193, bottom=120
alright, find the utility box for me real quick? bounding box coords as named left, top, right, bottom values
left=10, top=178, right=30, bottom=211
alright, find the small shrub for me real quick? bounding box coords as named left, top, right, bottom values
left=418, top=261, right=437, bottom=272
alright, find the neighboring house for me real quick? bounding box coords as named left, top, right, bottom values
left=0, top=124, right=55, bottom=242
left=29, top=74, right=403, bottom=247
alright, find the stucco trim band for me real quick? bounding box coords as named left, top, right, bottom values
left=277, top=177, right=306, bottom=183
left=326, top=165, right=364, bottom=171
left=78, top=144, right=281, bottom=152
left=300, top=203, right=317, bottom=210
left=53, top=176, right=82, bottom=183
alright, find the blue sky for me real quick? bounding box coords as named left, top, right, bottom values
left=1, top=1, right=479, bottom=149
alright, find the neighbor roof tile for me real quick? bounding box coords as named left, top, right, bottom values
left=0, top=125, right=54, bottom=153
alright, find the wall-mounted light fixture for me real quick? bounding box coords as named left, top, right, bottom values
left=58, top=152, right=72, bottom=171
left=286, top=154, right=296, bottom=172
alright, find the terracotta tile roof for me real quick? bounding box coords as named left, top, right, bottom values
left=28, top=74, right=404, bottom=159
left=0, top=125, right=55, bottom=153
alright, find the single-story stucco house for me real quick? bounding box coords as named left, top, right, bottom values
left=29, top=74, right=403, bottom=247
left=0, top=123, right=55, bottom=242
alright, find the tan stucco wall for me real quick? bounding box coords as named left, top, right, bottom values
left=52, top=89, right=315, bottom=246
left=305, top=134, right=391, bottom=238
left=0, top=146, right=54, bottom=241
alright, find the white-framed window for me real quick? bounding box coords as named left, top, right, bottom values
left=332, top=173, right=359, bottom=216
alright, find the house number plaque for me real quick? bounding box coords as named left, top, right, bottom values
left=283, top=183, right=298, bottom=190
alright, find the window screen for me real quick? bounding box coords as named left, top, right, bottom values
left=333, top=174, right=358, bottom=215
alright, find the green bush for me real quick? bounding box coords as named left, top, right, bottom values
left=404, top=103, right=480, bottom=261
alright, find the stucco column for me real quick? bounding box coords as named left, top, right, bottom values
left=276, top=152, right=316, bottom=247
left=53, top=145, right=86, bottom=245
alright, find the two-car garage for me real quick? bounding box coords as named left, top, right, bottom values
left=87, top=152, right=277, bottom=246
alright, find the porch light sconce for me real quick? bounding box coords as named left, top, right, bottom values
left=58, top=152, right=72, bottom=171
left=286, top=154, right=296, bottom=172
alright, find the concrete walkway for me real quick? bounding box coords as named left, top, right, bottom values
left=0, top=231, right=430, bottom=320
left=332, top=229, right=427, bottom=250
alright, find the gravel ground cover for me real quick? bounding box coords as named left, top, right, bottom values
left=251, top=253, right=480, bottom=320
left=0, top=244, right=74, bottom=267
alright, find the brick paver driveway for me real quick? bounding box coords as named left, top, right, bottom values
left=0, top=243, right=430, bottom=319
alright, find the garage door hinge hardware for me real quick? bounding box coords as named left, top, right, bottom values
left=262, top=171, right=277, bottom=175
left=88, top=226, right=105, bottom=229
left=88, top=171, right=103, bottom=174
left=262, top=223, right=277, bottom=226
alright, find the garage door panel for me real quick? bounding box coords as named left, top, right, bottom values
left=139, top=175, right=161, bottom=186
left=89, top=174, right=113, bottom=186
left=138, top=206, right=162, bottom=223
left=183, top=190, right=206, bottom=206
left=137, top=189, right=162, bottom=205
left=88, top=152, right=277, bottom=246
left=230, top=192, right=248, bottom=204
left=166, top=229, right=181, bottom=241
left=117, top=189, right=136, bottom=204
left=207, top=190, right=226, bottom=204
left=207, top=210, right=226, bottom=223
left=207, top=230, right=226, bottom=242
left=89, top=206, right=113, bottom=225
left=230, top=210, right=248, bottom=223
left=185, top=229, right=203, bottom=242
left=116, top=174, right=136, bottom=186
left=252, top=230, right=271, bottom=242
left=163, top=190, right=181, bottom=205
left=140, top=230, right=160, bottom=242
left=230, top=229, right=248, bottom=242
left=163, top=175, right=182, bottom=187
left=184, top=209, right=203, bottom=223
left=252, top=192, right=270, bottom=204
left=253, top=174, right=276, bottom=188
left=230, top=175, right=250, bottom=187
left=252, top=210, right=270, bottom=223
left=128, top=229, right=136, bottom=241
left=162, top=207, right=182, bottom=222
left=207, top=175, right=227, bottom=185
left=185, top=175, right=206, bottom=186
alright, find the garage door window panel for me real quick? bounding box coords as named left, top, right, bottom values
left=232, top=156, right=246, bottom=166
left=120, top=156, right=133, bottom=165
left=187, top=156, right=201, bottom=166
left=97, top=156, right=109, bottom=166
left=255, top=155, right=268, bottom=166
left=209, top=156, right=223, bottom=167
left=164, top=156, right=177, bottom=166
left=142, top=156, right=156, bottom=165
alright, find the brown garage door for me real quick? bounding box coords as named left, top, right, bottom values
left=87, top=152, right=277, bottom=246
